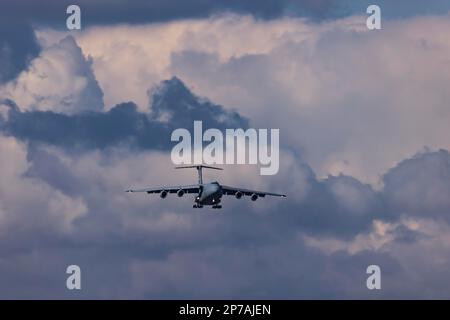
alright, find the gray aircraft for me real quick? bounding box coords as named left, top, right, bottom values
left=126, top=165, right=286, bottom=209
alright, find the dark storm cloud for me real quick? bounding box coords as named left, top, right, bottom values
left=0, top=0, right=337, bottom=27
left=340, top=0, right=450, bottom=20
left=2, top=0, right=449, bottom=29
left=1, top=1, right=450, bottom=301
left=383, top=149, right=450, bottom=221
left=149, top=77, right=247, bottom=130
left=3, top=94, right=450, bottom=298
left=0, top=77, right=248, bottom=151
left=0, top=20, right=40, bottom=83
left=283, top=149, right=450, bottom=238
left=0, top=71, right=384, bottom=239
left=5, top=67, right=448, bottom=245
left=223, top=150, right=450, bottom=241
left=275, top=174, right=387, bottom=239
left=5, top=76, right=448, bottom=242
left=2, top=77, right=450, bottom=298
left=0, top=220, right=399, bottom=299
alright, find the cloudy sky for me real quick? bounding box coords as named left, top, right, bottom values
left=1, top=0, right=450, bottom=299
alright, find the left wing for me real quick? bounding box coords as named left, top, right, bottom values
left=126, top=184, right=201, bottom=194
left=221, top=185, right=286, bottom=198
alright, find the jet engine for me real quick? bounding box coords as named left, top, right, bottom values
left=235, top=191, right=243, bottom=199
left=177, top=189, right=185, bottom=197
left=251, top=193, right=258, bottom=201
left=160, top=190, right=168, bottom=198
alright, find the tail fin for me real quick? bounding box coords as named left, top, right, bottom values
left=175, top=165, right=223, bottom=184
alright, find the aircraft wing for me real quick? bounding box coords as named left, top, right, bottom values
left=126, top=184, right=201, bottom=194
left=221, top=185, right=286, bottom=198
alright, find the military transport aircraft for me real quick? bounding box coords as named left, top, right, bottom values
left=126, top=165, right=286, bottom=209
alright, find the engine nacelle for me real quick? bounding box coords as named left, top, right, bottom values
left=235, top=191, right=243, bottom=199
left=177, top=189, right=185, bottom=197
left=251, top=193, right=258, bottom=201
left=160, top=190, right=168, bottom=198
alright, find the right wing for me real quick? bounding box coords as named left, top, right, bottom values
left=126, top=184, right=201, bottom=194
left=221, top=185, right=286, bottom=198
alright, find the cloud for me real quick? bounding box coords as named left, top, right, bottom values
left=303, top=219, right=423, bottom=255
left=340, top=0, right=450, bottom=20
left=31, top=14, right=450, bottom=185
left=165, top=14, right=450, bottom=185
left=2, top=11, right=450, bottom=299
left=0, top=77, right=248, bottom=150
left=0, top=0, right=342, bottom=28
left=0, top=20, right=40, bottom=83
left=3, top=0, right=450, bottom=29
left=0, top=135, right=87, bottom=235
left=1, top=36, right=104, bottom=114
left=384, top=149, right=450, bottom=221
left=2, top=122, right=450, bottom=298
left=36, top=16, right=320, bottom=110
left=304, top=216, right=450, bottom=299
left=282, top=150, right=450, bottom=239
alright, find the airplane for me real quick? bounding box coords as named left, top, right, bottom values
left=126, top=165, right=286, bottom=209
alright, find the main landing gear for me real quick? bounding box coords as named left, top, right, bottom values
left=192, top=204, right=222, bottom=209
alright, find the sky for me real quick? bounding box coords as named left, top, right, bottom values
left=1, top=1, right=450, bottom=299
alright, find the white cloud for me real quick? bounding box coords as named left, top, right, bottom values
left=32, top=14, right=450, bottom=187
left=0, top=36, right=103, bottom=114
left=303, top=219, right=402, bottom=255
left=35, top=15, right=363, bottom=112
left=0, top=135, right=87, bottom=234
left=168, top=15, right=450, bottom=186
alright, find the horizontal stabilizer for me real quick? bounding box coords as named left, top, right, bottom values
left=175, top=165, right=223, bottom=170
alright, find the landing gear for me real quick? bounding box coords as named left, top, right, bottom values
left=193, top=204, right=204, bottom=208
left=212, top=205, right=222, bottom=209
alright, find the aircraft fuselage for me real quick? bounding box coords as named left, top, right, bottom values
left=195, top=181, right=223, bottom=207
